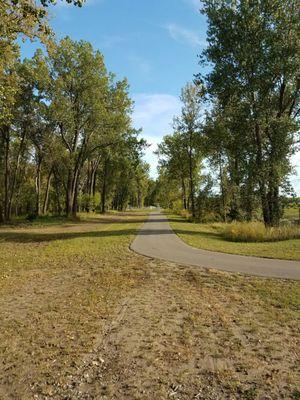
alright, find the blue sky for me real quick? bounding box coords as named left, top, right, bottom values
left=21, top=0, right=300, bottom=193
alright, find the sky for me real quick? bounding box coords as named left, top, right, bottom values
left=20, top=0, right=300, bottom=194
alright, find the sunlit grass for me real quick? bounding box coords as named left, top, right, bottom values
left=284, top=206, right=300, bottom=220
left=223, top=221, right=300, bottom=242
left=0, top=211, right=299, bottom=398
left=167, top=213, right=300, bottom=260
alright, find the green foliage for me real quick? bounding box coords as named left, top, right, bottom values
left=0, top=36, right=150, bottom=221
left=0, top=0, right=93, bottom=222
left=198, top=0, right=300, bottom=227
left=157, top=83, right=205, bottom=216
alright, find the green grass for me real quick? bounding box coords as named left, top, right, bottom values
left=284, top=206, right=300, bottom=220
left=167, top=213, right=300, bottom=260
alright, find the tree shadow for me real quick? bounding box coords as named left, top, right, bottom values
left=0, top=229, right=138, bottom=243
left=0, top=228, right=221, bottom=244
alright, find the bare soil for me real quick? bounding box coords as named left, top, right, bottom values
left=0, top=213, right=299, bottom=399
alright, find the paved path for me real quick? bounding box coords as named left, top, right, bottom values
left=131, top=211, right=300, bottom=280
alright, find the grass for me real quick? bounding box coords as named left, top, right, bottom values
left=284, top=206, right=300, bottom=220
left=0, top=211, right=299, bottom=399
left=167, top=213, right=300, bottom=260
left=223, top=221, right=300, bottom=242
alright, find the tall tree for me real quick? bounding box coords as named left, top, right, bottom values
left=0, top=0, right=83, bottom=221
left=174, top=83, right=204, bottom=217
left=157, top=133, right=189, bottom=210
left=199, top=0, right=300, bottom=226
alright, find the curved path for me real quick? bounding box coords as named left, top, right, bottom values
left=131, top=211, right=300, bottom=280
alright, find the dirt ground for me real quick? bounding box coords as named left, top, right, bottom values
left=0, top=213, right=299, bottom=399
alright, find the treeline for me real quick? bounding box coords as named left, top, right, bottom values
left=0, top=2, right=150, bottom=222
left=157, top=0, right=300, bottom=227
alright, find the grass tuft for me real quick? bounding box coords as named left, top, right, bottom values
left=223, top=221, right=300, bottom=243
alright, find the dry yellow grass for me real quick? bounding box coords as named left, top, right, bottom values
left=0, top=212, right=299, bottom=399
left=223, top=221, right=300, bottom=242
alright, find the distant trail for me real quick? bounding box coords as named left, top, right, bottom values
left=131, top=211, right=300, bottom=280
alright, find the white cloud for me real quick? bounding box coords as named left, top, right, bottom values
left=166, top=23, right=206, bottom=48
left=132, top=93, right=182, bottom=177
left=132, top=93, right=181, bottom=138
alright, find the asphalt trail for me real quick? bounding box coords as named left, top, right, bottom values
left=131, top=211, right=300, bottom=280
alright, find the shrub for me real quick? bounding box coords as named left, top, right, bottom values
left=198, top=212, right=223, bottom=223
left=26, top=213, right=37, bottom=221
left=179, top=209, right=192, bottom=220
left=223, top=221, right=300, bottom=242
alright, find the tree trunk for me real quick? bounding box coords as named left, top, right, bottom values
left=4, top=126, right=10, bottom=221
left=66, top=170, right=73, bottom=217
left=0, top=205, right=3, bottom=223
left=72, top=181, right=78, bottom=217
left=181, top=175, right=187, bottom=210
left=219, top=157, right=227, bottom=223
left=54, top=171, right=62, bottom=215
left=7, top=130, right=26, bottom=219
left=188, top=149, right=195, bottom=217
left=43, top=168, right=53, bottom=215
left=35, top=157, right=42, bottom=216
left=101, top=158, right=108, bottom=214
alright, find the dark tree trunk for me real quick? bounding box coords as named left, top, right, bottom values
left=101, top=158, right=108, bottom=214
left=181, top=175, right=187, bottom=210
left=219, top=157, right=227, bottom=223
left=188, top=152, right=195, bottom=218
left=54, top=171, right=62, bottom=215
left=4, top=127, right=10, bottom=221
left=43, top=168, right=53, bottom=215
left=72, top=181, right=78, bottom=217
left=254, top=123, right=273, bottom=226
left=66, top=170, right=73, bottom=217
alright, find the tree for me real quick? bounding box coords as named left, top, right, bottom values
left=174, top=83, right=204, bottom=217
left=46, top=37, right=135, bottom=216
left=157, top=133, right=189, bottom=210
left=199, top=0, right=300, bottom=226
left=0, top=0, right=83, bottom=221
left=0, top=36, right=150, bottom=221
left=157, top=83, right=204, bottom=217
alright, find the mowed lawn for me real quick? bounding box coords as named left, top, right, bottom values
left=168, top=214, right=300, bottom=261
left=0, top=212, right=299, bottom=399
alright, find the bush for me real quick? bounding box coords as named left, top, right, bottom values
left=197, top=212, right=223, bottom=223
left=223, top=221, right=300, bottom=242
left=179, top=209, right=192, bottom=220
left=26, top=213, right=37, bottom=221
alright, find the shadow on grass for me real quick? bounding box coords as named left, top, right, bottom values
left=1, top=212, right=151, bottom=227
left=0, top=228, right=222, bottom=244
